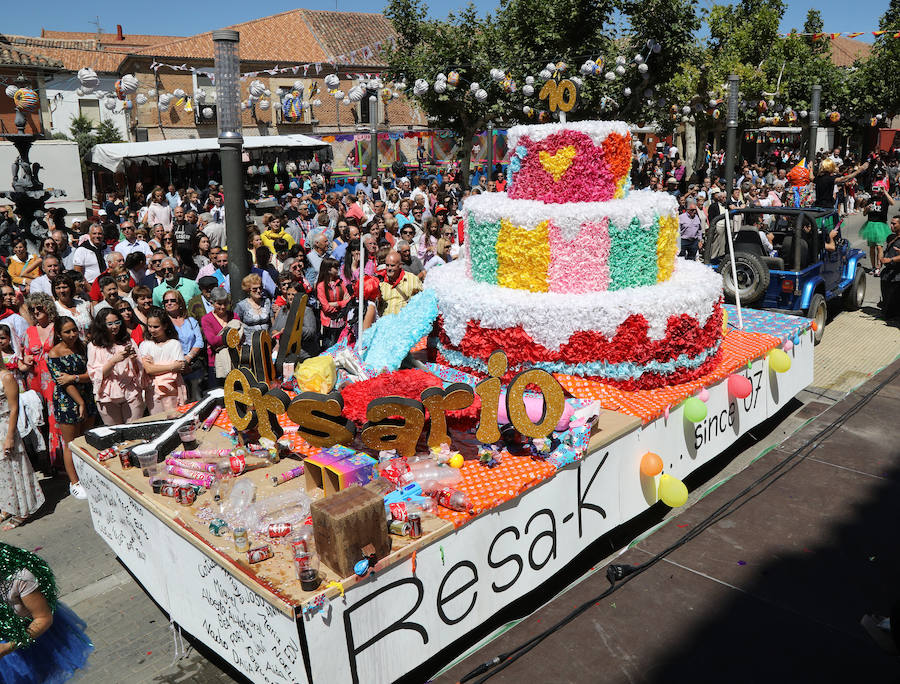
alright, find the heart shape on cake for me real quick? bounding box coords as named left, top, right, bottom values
left=539, top=146, right=577, bottom=182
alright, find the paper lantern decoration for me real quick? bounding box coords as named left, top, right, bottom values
left=605, top=72, right=616, bottom=81
left=521, top=84, right=534, bottom=97
left=158, top=102, right=169, bottom=112
left=434, top=80, right=447, bottom=94
left=264, top=89, right=271, bottom=97
left=447, top=71, right=460, bottom=86
left=13, top=88, right=39, bottom=112
left=651, top=41, right=662, bottom=54
left=202, top=107, right=214, bottom=119
left=658, top=474, right=688, bottom=507
left=4, top=85, right=17, bottom=99
left=768, top=348, right=791, bottom=373
left=333, top=89, right=344, bottom=99
left=173, top=88, right=186, bottom=98
left=522, top=105, right=533, bottom=116
left=413, top=79, right=429, bottom=96
left=147, top=88, right=157, bottom=98
left=381, top=87, right=393, bottom=101
left=640, top=452, right=663, bottom=477
left=637, top=63, right=648, bottom=74
left=829, top=111, right=840, bottom=123
left=580, top=60, right=597, bottom=75
left=159, top=93, right=174, bottom=106
left=474, top=88, right=487, bottom=102
left=120, top=74, right=139, bottom=93
left=77, top=67, right=100, bottom=89
left=490, top=68, right=504, bottom=81
left=727, top=374, right=752, bottom=399
left=104, top=98, right=117, bottom=111
left=195, top=89, right=207, bottom=102
left=292, top=81, right=303, bottom=91
left=348, top=85, right=365, bottom=102
left=525, top=75, right=534, bottom=85
left=799, top=110, right=807, bottom=118
left=634, top=54, right=644, bottom=64
left=682, top=397, right=707, bottom=423
left=539, top=69, right=552, bottom=79
left=135, top=93, right=148, bottom=105
left=468, top=81, right=479, bottom=92
left=258, top=100, right=270, bottom=111
left=623, top=87, right=632, bottom=97
left=342, top=97, right=351, bottom=105
left=615, top=65, right=626, bottom=76
left=324, top=74, right=340, bottom=89
left=249, top=81, right=265, bottom=98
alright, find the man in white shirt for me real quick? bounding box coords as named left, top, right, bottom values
left=73, top=223, right=111, bottom=283
left=410, top=178, right=428, bottom=205
left=209, top=194, right=226, bottom=223
left=29, top=254, right=60, bottom=295
left=115, top=221, right=152, bottom=258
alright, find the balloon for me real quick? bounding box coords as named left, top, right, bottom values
left=783, top=339, right=793, bottom=352
left=449, top=453, right=464, bottom=469
left=496, top=394, right=574, bottom=432
left=698, top=387, right=710, bottom=402
left=640, top=452, right=663, bottom=477
left=683, top=397, right=707, bottom=423
left=727, top=374, right=752, bottom=399
left=768, top=348, right=791, bottom=373
left=658, top=474, right=688, bottom=507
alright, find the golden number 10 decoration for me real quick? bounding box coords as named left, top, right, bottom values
left=539, top=79, right=578, bottom=113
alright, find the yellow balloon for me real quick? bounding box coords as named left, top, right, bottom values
left=658, top=474, right=688, bottom=507
left=768, top=348, right=791, bottom=373
left=449, top=453, right=464, bottom=469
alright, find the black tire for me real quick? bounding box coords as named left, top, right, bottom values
left=721, top=252, right=770, bottom=304
left=807, top=292, right=826, bottom=345
left=842, top=266, right=866, bottom=311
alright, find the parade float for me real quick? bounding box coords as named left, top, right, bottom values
left=71, top=120, right=814, bottom=684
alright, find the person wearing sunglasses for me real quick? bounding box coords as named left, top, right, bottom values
left=87, top=308, right=147, bottom=426
left=151, top=257, right=199, bottom=307
left=87, top=252, right=132, bottom=303
left=138, top=306, right=186, bottom=414
left=161, top=291, right=205, bottom=401
left=114, top=221, right=152, bottom=260
left=234, top=274, right=272, bottom=337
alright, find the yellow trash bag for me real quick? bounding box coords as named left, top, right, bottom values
left=294, top=354, right=336, bottom=394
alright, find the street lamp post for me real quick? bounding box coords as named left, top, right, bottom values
left=808, top=84, right=821, bottom=169
left=212, top=29, right=249, bottom=301
left=369, top=94, right=378, bottom=183
left=723, top=75, right=739, bottom=196
left=486, top=120, right=494, bottom=183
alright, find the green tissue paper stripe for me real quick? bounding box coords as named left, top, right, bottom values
left=609, top=216, right=659, bottom=290
left=468, top=217, right=501, bottom=284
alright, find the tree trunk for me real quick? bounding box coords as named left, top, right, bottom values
left=684, top=121, right=697, bottom=172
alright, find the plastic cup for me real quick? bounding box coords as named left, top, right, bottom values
left=178, top=422, right=198, bottom=449
left=137, top=450, right=159, bottom=477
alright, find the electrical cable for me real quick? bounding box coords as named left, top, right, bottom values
left=460, top=362, right=900, bottom=683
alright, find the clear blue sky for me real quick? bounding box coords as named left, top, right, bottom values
left=3, top=0, right=890, bottom=43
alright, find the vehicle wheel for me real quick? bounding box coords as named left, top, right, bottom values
left=721, top=252, right=770, bottom=304
left=842, top=266, right=866, bottom=311
left=807, top=293, right=826, bottom=345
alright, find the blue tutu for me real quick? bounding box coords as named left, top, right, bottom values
left=0, top=602, right=93, bottom=684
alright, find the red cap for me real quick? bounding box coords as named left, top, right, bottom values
left=435, top=204, right=448, bottom=213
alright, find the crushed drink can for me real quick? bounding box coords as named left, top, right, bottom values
left=268, top=523, right=292, bottom=538
left=96, top=447, right=117, bottom=462
left=248, top=545, right=273, bottom=564
left=390, top=520, right=412, bottom=536
left=389, top=502, right=409, bottom=522
left=159, top=483, right=179, bottom=498
left=408, top=513, right=422, bottom=539
left=177, top=485, right=196, bottom=506
left=209, top=519, right=228, bottom=536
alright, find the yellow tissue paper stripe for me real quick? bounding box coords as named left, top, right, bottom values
left=538, top=146, right=577, bottom=182
left=656, top=214, right=679, bottom=282
left=497, top=218, right=550, bottom=292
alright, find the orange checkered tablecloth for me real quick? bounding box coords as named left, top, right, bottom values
left=431, top=454, right=557, bottom=527
left=555, top=329, right=782, bottom=424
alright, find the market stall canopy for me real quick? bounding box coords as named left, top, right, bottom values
left=88, top=134, right=330, bottom=173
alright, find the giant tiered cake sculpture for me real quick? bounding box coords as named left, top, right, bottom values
left=425, top=121, right=724, bottom=390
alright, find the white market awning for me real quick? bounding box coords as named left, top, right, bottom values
left=88, top=134, right=330, bottom=173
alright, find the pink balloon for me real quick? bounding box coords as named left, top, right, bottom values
left=698, top=388, right=710, bottom=402
left=497, top=393, right=574, bottom=432
left=663, top=405, right=670, bottom=420
left=783, top=340, right=793, bottom=352
left=727, top=374, right=752, bottom=399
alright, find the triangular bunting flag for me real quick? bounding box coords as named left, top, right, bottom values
left=847, top=32, right=864, bottom=38
left=873, top=30, right=886, bottom=37
left=829, top=33, right=840, bottom=40
left=811, top=33, right=825, bottom=40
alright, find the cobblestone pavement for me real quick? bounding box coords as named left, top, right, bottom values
left=2, top=208, right=897, bottom=684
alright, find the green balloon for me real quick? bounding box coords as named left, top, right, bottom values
left=683, top=396, right=708, bottom=423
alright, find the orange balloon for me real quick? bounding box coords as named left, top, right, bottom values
left=640, top=451, right=663, bottom=477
